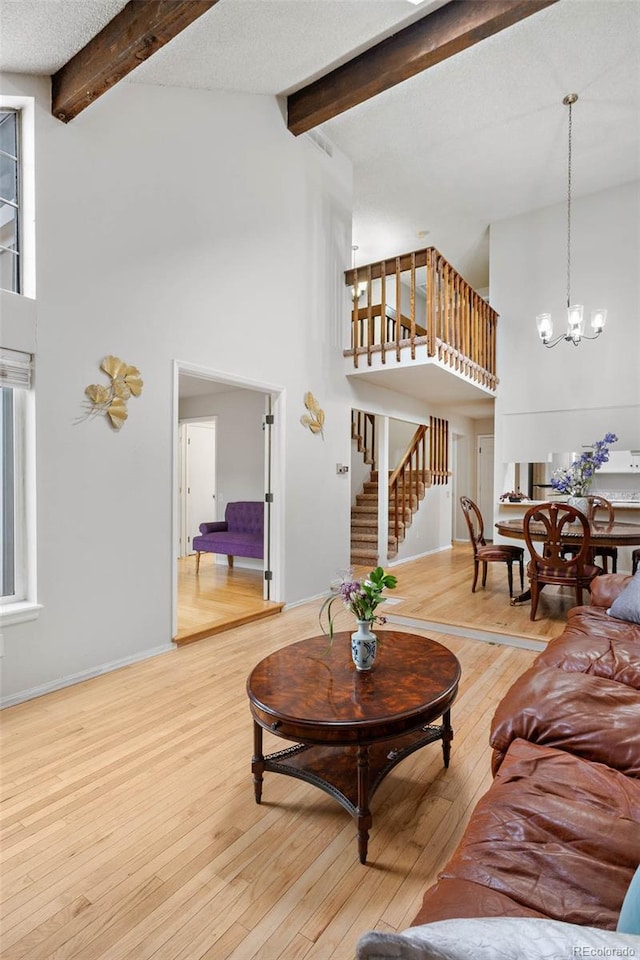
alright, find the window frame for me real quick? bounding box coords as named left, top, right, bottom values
left=0, top=95, right=35, bottom=300
left=0, top=366, right=38, bottom=626
left=0, top=108, right=21, bottom=294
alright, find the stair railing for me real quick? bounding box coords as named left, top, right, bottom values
left=351, top=410, right=376, bottom=471
left=429, top=415, right=450, bottom=485
left=388, top=424, right=429, bottom=548
left=345, top=247, right=498, bottom=390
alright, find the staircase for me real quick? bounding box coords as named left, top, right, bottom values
left=350, top=414, right=442, bottom=566
left=350, top=467, right=428, bottom=565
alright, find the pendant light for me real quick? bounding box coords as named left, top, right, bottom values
left=536, top=94, right=607, bottom=348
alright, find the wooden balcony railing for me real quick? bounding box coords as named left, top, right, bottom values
left=344, top=247, right=498, bottom=390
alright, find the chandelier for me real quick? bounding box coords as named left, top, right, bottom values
left=536, top=94, right=607, bottom=348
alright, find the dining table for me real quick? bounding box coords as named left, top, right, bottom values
left=494, top=516, right=640, bottom=604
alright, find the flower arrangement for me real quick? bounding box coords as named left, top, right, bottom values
left=549, top=432, right=618, bottom=497
left=319, top=566, right=398, bottom=639
left=499, top=490, right=528, bottom=502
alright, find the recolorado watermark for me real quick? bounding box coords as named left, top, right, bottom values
left=572, top=948, right=637, bottom=957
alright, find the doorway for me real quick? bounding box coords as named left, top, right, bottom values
left=179, top=420, right=217, bottom=559
left=171, top=362, right=284, bottom=644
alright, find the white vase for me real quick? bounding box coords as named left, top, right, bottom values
left=567, top=495, right=589, bottom=520
left=351, top=620, right=377, bottom=671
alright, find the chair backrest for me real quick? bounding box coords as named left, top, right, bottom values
left=523, top=501, right=592, bottom=573
left=586, top=495, right=615, bottom=525
left=224, top=501, right=264, bottom=535
left=459, top=496, right=486, bottom=554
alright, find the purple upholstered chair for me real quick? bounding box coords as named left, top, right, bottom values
left=193, top=501, right=264, bottom=571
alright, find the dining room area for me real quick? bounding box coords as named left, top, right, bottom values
left=356, top=447, right=640, bottom=649
left=353, top=543, right=577, bottom=649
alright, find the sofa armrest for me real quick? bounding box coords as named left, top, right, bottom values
left=590, top=573, right=632, bottom=609
left=198, top=521, right=228, bottom=535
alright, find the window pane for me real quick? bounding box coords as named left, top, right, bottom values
left=0, top=152, right=18, bottom=204
left=0, top=110, right=19, bottom=296
left=1, top=387, right=16, bottom=599
left=0, top=202, right=19, bottom=294
left=0, top=111, right=17, bottom=159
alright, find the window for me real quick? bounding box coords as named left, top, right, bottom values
left=0, top=109, right=20, bottom=294
left=0, top=349, right=37, bottom=622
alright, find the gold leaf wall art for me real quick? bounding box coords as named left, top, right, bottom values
left=300, top=391, right=325, bottom=438
left=79, top=355, right=143, bottom=430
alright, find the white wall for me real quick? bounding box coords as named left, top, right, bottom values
left=491, top=180, right=640, bottom=468
left=0, top=73, right=364, bottom=703
left=179, top=388, right=265, bottom=507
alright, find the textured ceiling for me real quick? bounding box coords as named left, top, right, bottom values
left=1, top=0, right=638, bottom=293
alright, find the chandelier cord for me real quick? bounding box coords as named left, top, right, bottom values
left=566, top=100, right=573, bottom=309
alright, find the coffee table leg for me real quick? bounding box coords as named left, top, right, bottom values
left=251, top=720, right=264, bottom=804
left=441, top=709, right=453, bottom=769
left=356, top=745, right=372, bottom=864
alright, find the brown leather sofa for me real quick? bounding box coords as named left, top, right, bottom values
left=412, top=573, right=640, bottom=931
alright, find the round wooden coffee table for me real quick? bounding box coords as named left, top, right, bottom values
left=246, top=630, right=461, bottom=863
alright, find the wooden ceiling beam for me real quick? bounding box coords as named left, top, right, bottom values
left=287, top=0, right=559, bottom=136
left=51, top=0, right=220, bottom=123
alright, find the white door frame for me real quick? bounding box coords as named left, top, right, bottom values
left=171, top=360, right=285, bottom=639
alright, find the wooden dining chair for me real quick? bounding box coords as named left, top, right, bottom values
left=523, top=502, right=603, bottom=621
left=459, top=496, right=524, bottom=598
left=561, top=495, right=618, bottom=572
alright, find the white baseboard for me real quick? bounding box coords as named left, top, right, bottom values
left=0, top=643, right=175, bottom=709
left=283, top=590, right=328, bottom=611
left=388, top=544, right=452, bottom=567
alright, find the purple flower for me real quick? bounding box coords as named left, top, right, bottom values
left=549, top=433, right=618, bottom=497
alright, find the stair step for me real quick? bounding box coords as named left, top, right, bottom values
left=364, top=482, right=425, bottom=495
left=351, top=520, right=405, bottom=532
left=350, top=550, right=379, bottom=563
left=356, top=493, right=418, bottom=505
left=351, top=532, right=378, bottom=543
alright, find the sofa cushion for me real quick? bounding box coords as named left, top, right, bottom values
left=411, top=879, right=548, bottom=927
left=416, top=740, right=640, bottom=930
left=590, top=573, right=633, bottom=609
left=490, top=665, right=640, bottom=777
left=618, top=865, right=640, bottom=935
left=609, top=570, right=640, bottom=625
left=356, top=918, right=640, bottom=960
left=535, top=606, right=640, bottom=689
left=224, top=501, right=264, bottom=535
left=193, top=531, right=263, bottom=559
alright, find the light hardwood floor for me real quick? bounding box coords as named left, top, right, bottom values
left=178, top=542, right=576, bottom=650
left=175, top=557, right=283, bottom=645
left=0, top=592, right=539, bottom=960
left=377, top=542, right=579, bottom=644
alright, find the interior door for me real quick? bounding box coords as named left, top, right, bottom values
left=263, top=396, right=272, bottom=600
left=185, top=421, right=216, bottom=555
left=477, top=434, right=495, bottom=540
